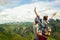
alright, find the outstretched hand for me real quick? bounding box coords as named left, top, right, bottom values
left=52, top=12, right=57, bottom=17
left=34, top=7, right=40, bottom=18
left=51, top=12, right=57, bottom=18
left=34, top=7, right=38, bottom=16
left=34, top=7, right=36, bottom=12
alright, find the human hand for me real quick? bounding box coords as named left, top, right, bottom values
left=34, top=7, right=36, bottom=12
left=52, top=12, right=57, bottom=16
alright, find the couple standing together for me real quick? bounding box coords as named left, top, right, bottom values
left=33, top=7, right=56, bottom=40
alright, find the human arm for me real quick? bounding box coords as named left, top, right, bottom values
left=50, top=12, right=57, bottom=19
left=34, top=7, right=40, bottom=17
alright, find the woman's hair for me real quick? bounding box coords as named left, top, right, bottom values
left=43, top=16, right=48, bottom=21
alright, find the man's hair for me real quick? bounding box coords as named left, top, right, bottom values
left=43, top=16, right=48, bottom=21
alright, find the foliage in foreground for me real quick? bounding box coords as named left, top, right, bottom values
left=0, top=19, right=60, bottom=40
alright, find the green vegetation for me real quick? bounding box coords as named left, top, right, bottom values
left=0, top=19, right=60, bottom=40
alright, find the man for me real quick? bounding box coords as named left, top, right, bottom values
left=33, top=7, right=56, bottom=40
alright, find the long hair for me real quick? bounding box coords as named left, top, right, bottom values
left=43, top=16, right=48, bottom=21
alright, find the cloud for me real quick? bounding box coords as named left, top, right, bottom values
left=0, top=0, right=11, bottom=5
left=0, top=1, right=60, bottom=23
left=32, top=0, right=38, bottom=1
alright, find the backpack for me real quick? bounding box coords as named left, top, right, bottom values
left=44, top=26, right=51, bottom=36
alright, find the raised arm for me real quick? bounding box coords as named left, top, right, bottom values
left=34, top=7, right=39, bottom=17
left=50, top=12, right=57, bottom=19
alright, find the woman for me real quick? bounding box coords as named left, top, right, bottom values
left=34, top=7, right=56, bottom=40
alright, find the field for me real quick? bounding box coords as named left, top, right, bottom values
left=0, top=19, right=60, bottom=40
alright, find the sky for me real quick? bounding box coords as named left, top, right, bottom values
left=0, top=0, right=60, bottom=23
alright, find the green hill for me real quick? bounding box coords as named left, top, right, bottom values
left=0, top=19, right=60, bottom=40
